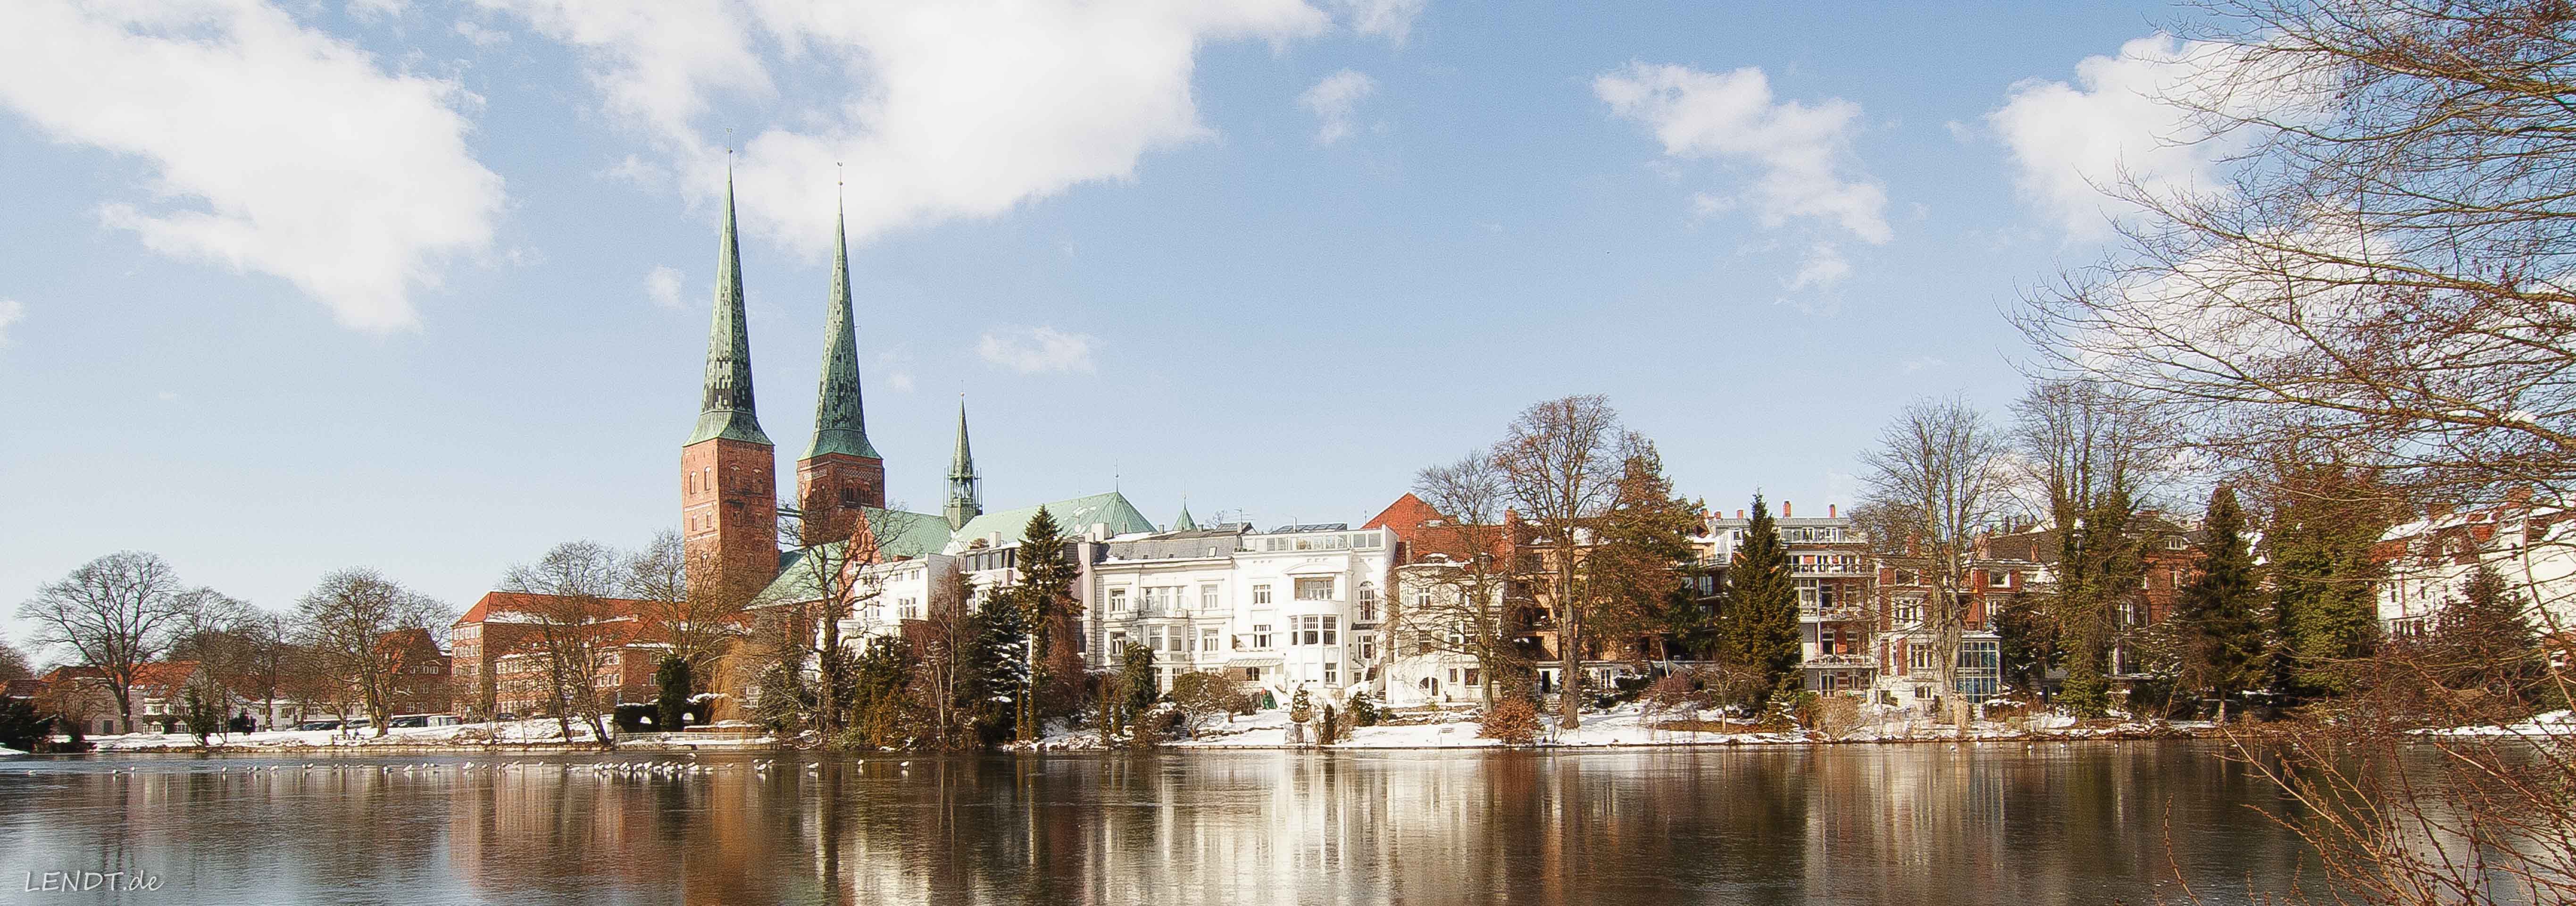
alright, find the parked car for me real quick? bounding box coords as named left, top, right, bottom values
left=296, top=720, right=341, bottom=731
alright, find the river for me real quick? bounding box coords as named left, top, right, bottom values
left=2, top=742, right=2318, bottom=905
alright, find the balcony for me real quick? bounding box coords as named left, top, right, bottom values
left=1791, top=563, right=1872, bottom=577
left=1799, top=605, right=1866, bottom=622
left=1801, top=654, right=1876, bottom=669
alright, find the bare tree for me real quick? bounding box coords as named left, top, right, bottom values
left=909, top=561, right=976, bottom=749
left=1389, top=450, right=1529, bottom=707
left=771, top=506, right=891, bottom=738
left=1861, top=397, right=2009, bottom=735
left=2016, top=0, right=2576, bottom=537
left=625, top=530, right=749, bottom=692
left=500, top=542, right=628, bottom=748
left=1492, top=395, right=1631, bottom=729
left=0, top=631, right=32, bottom=682
left=2010, top=379, right=2167, bottom=715
left=295, top=568, right=452, bottom=738
left=16, top=552, right=194, bottom=734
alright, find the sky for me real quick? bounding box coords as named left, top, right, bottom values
left=0, top=0, right=2249, bottom=643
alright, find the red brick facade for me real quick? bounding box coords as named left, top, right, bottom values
left=797, top=451, right=885, bottom=543
left=682, top=436, right=779, bottom=596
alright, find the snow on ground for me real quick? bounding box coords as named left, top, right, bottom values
left=2414, top=709, right=2574, bottom=738
left=0, top=746, right=26, bottom=757
left=77, top=720, right=777, bottom=752
left=1013, top=703, right=2203, bottom=751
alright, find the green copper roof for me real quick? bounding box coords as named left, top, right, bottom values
left=944, top=398, right=981, bottom=530
left=943, top=491, right=1154, bottom=554
left=1172, top=503, right=1199, bottom=532
left=753, top=507, right=957, bottom=606
left=687, top=167, right=771, bottom=447
left=803, top=196, right=876, bottom=460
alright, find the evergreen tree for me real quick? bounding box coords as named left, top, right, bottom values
left=1993, top=592, right=2060, bottom=700
left=849, top=636, right=918, bottom=749
left=1118, top=642, right=1158, bottom=721
left=653, top=656, right=692, bottom=732
left=1716, top=495, right=1801, bottom=705
left=2050, top=487, right=2151, bottom=720
left=2267, top=467, right=2388, bottom=698
left=1012, top=507, right=1077, bottom=741
left=1590, top=442, right=1708, bottom=659
left=2427, top=562, right=2558, bottom=716
left=2174, top=486, right=2266, bottom=721
left=963, top=588, right=1027, bottom=746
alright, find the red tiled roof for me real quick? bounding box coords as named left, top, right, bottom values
left=456, top=591, right=652, bottom=626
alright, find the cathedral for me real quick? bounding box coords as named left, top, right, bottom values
left=677, top=169, right=1154, bottom=599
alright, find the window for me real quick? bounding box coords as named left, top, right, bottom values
left=898, top=597, right=921, bottom=621
left=1357, top=633, right=1375, bottom=663
left=1894, top=597, right=1924, bottom=624
left=2166, top=536, right=2189, bottom=550
left=1357, top=583, right=1378, bottom=621
left=1144, top=586, right=1180, bottom=613
left=1200, top=584, right=1220, bottom=610
left=1108, top=630, right=1127, bottom=650
left=1324, top=615, right=1339, bottom=646
left=1244, top=666, right=1261, bottom=681
left=1820, top=626, right=1838, bottom=654
left=1908, top=644, right=1934, bottom=673
left=1147, top=625, right=1170, bottom=652
left=1988, top=571, right=2011, bottom=587
left=1252, top=624, right=1273, bottom=648
left=1200, top=626, right=1220, bottom=654
left=1298, top=615, right=1320, bottom=646
left=841, top=487, right=861, bottom=506
left=1463, top=667, right=1481, bottom=688
left=1108, top=588, right=1128, bottom=612
left=1253, top=583, right=1272, bottom=605
left=1409, top=588, right=1431, bottom=609
left=1324, top=661, right=1339, bottom=684
left=1295, top=577, right=1334, bottom=600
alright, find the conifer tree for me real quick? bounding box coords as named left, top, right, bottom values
left=2266, top=467, right=2389, bottom=698
left=964, top=587, right=1027, bottom=746
left=1717, top=495, right=1801, bottom=705
left=1590, top=442, right=1707, bottom=659
left=1011, top=506, right=1076, bottom=742
left=2174, top=486, right=2266, bottom=721
left=2428, top=562, right=2558, bottom=716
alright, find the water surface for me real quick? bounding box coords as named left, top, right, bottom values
left=1, top=743, right=2316, bottom=905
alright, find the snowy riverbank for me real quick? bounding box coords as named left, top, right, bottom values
left=52, top=705, right=2233, bottom=755
left=72, top=719, right=778, bottom=753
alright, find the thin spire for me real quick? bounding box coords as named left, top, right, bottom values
left=804, top=167, right=876, bottom=460
left=945, top=395, right=982, bottom=530
left=687, top=160, right=770, bottom=446
left=1173, top=495, right=1199, bottom=532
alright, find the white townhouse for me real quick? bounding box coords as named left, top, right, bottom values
left=2376, top=499, right=2576, bottom=641
left=1088, top=523, right=1394, bottom=705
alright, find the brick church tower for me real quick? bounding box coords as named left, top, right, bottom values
left=795, top=194, right=885, bottom=543
left=681, top=167, right=779, bottom=596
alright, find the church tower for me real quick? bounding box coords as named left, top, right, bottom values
left=944, top=397, right=982, bottom=530
left=795, top=189, right=885, bottom=542
left=681, top=166, right=779, bottom=595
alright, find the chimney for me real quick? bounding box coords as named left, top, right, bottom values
left=1829, top=503, right=1837, bottom=518
left=1783, top=501, right=1792, bottom=518
left=1737, top=509, right=1745, bottom=520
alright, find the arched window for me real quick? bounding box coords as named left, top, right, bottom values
left=1357, top=582, right=1378, bottom=622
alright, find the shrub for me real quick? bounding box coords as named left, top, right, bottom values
left=1127, top=707, right=1175, bottom=751
left=1168, top=671, right=1243, bottom=737
left=1345, top=688, right=1383, bottom=727
left=1479, top=698, right=1541, bottom=745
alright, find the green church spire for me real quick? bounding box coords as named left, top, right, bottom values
left=804, top=186, right=877, bottom=460
left=945, top=397, right=982, bottom=530
left=1172, top=500, right=1199, bottom=532
left=687, top=164, right=771, bottom=446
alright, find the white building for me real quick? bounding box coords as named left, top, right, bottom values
left=1089, top=523, right=1392, bottom=706
left=2376, top=501, right=2576, bottom=642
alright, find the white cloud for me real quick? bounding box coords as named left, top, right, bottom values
left=486, top=0, right=1328, bottom=256
left=1989, top=33, right=2330, bottom=240
left=1783, top=242, right=1851, bottom=291
left=867, top=349, right=915, bottom=393
left=1300, top=69, right=1376, bottom=145
left=977, top=326, right=1098, bottom=375
left=453, top=20, right=511, bottom=48
left=0, top=299, right=22, bottom=344
left=349, top=0, right=408, bottom=21
left=1330, top=0, right=1426, bottom=46
left=1597, top=63, right=1891, bottom=244
left=0, top=0, right=505, bottom=332
left=1900, top=355, right=1947, bottom=373
left=644, top=265, right=684, bottom=308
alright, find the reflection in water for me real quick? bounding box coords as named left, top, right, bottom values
left=1, top=743, right=2316, bottom=905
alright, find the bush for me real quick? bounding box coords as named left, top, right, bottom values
left=1345, top=688, right=1382, bottom=727
left=1168, top=671, right=1245, bottom=737
left=1479, top=698, right=1541, bottom=745
left=1127, top=707, right=1175, bottom=751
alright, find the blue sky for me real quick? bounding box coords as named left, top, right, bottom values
left=0, top=0, right=2227, bottom=637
